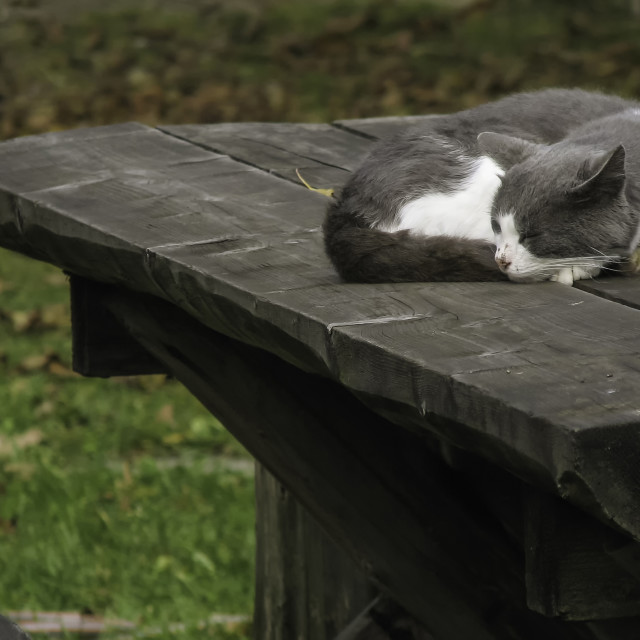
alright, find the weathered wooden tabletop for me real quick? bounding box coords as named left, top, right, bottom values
left=2, top=118, right=640, bottom=638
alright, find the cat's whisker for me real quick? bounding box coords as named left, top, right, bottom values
left=597, top=266, right=624, bottom=273
left=539, top=257, right=615, bottom=270
left=586, top=246, right=627, bottom=262
left=553, top=256, right=611, bottom=264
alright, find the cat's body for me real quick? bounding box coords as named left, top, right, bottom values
left=324, top=89, right=640, bottom=284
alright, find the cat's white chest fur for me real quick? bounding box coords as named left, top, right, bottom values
left=387, top=156, right=503, bottom=242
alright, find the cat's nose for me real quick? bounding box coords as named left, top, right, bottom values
left=496, top=255, right=511, bottom=271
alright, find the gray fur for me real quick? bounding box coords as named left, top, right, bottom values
left=483, top=111, right=640, bottom=261
left=324, top=89, right=640, bottom=283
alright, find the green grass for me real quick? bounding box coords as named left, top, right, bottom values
left=0, top=249, right=254, bottom=638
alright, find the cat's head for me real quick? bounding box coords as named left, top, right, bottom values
left=477, top=131, right=634, bottom=283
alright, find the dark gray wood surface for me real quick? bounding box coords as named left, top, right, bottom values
left=160, top=122, right=373, bottom=188
left=2, top=120, right=640, bottom=548
left=334, top=114, right=440, bottom=139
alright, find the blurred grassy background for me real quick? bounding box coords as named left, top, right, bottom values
left=0, top=0, right=639, bottom=638
left=2, top=0, right=640, bottom=139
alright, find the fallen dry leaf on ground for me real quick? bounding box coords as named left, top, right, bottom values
left=0, top=429, right=44, bottom=459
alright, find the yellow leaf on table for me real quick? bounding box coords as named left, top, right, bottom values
left=295, top=169, right=335, bottom=198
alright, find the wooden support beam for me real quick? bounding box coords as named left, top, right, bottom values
left=525, top=488, right=640, bottom=620
left=70, top=275, right=167, bottom=377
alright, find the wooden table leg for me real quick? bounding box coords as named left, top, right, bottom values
left=254, top=464, right=375, bottom=640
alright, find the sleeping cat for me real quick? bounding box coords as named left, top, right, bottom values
left=324, top=88, right=640, bottom=284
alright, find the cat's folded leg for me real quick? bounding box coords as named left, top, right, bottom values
left=550, top=266, right=597, bottom=285
left=572, top=265, right=600, bottom=282
left=550, top=268, right=574, bottom=285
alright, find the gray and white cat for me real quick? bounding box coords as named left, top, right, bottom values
left=324, top=89, right=640, bottom=285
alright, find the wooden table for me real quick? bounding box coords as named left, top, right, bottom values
left=2, top=118, right=640, bottom=640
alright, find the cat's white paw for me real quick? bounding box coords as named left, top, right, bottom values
left=551, top=268, right=574, bottom=285
left=571, top=266, right=598, bottom=281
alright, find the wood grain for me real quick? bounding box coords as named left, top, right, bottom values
left=2, top=123, right=640, bottom=545
left=161, top=122, right=373, bottom=188
left=575, top=275, right=640, bottom=310
left=334, top=115, right=440, bottom=139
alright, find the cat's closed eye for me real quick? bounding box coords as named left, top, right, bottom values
left=519, top=231, right=541, bottom=243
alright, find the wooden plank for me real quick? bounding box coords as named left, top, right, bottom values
left=98, top=283, right=611, bottom=640
left=334, top=115, right=439, bottom=140
left=575, top=275, right=640, bottom=311
left=148, top=240, right=640, bottom=376
left=0, top=122, right=203, bottom=195
left=160, top=122, right=373, bottom=188
left=0, top=123, right=328, bottom=299
left=2, top=125, right=640, bottom=543
left=254, top=464, right=375, bottom=640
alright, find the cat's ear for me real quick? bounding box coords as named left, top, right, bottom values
left=477, top=132, right=543, bottom=170
left=570, top=145, right=626, bottom=201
